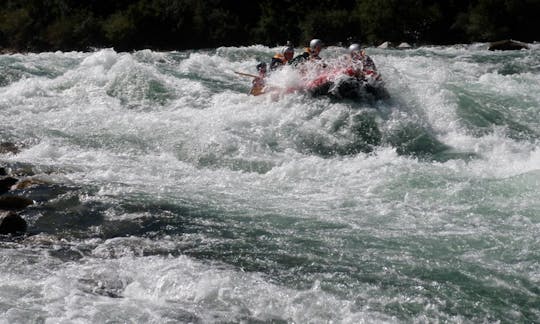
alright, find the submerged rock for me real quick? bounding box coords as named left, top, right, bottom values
left=11, top=177, right=46, bottom=190
left=488, top=39, right=529, bottom=51
left=0, top=177, right=19, bottom=194
left=0, top=195, right=34, bottom=210
left=0, top=142, right=20, bottom=154
left=0, top=211, right=27, bottom=235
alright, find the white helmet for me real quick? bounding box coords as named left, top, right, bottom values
left=348, top=43, right=361, bottom=54
left=282, top=45, right=294, bottom=55
left=309, top=39, right=323, bottom=51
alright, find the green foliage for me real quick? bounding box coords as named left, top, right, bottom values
left=300, top=10, right=356, bottom=44
left=465, top=0, right=509, bottom=41
left=45, top=11, right=101, bottom=50
left=459, top=0, right=540, bottom=42
left=103, top=12, right=135, bottom=48
left=205, top=8, right=241, bottom=44
left=0, top=8, right=33, bottom=49
left=0, top=0, right=538, bottom=52
left=254, top=1, right=303, bottom=46
left=356, top=0, right=396, bottom=44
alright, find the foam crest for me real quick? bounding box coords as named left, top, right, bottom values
left=80, top=48, right=119, bottom=70
left=30, top=252, right=391, bottom=323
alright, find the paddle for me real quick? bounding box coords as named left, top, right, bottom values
left=234, top=71, right=259, bottom=78
left=234, top=71, right=265, bottom=95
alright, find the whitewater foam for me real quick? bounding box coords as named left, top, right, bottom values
left=1, top=45, right=540, bottom=323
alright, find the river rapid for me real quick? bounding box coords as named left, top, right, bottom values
left=1, top=44, right=540, bottom=323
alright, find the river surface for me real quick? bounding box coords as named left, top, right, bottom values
left=1, top=44, right=540, bottom=323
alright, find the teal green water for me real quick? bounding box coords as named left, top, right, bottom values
left=0, top=44, right=539, bottom=323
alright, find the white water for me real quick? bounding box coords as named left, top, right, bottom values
left=1, top=44, right=540, bottom=322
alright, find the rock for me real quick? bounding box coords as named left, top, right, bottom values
left=0, top=177, right=19, bottom=195
left=488, top=39, right=529, bottom=51
left=0, top=167, right=6, bottom=176
left=0, top=211, right=27, bottom=235
left=11, top=178, right=46, bottom=190
left=0, top=142, right=20, bottom=154
left=0, top=48, right=17, bottom=55
left=378, top=41, right=393, bottom=49
left=397, top=42, right=412, bottom=49
left=0, top=195, right=34, bottom=210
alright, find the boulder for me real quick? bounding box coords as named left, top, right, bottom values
left=0, top=211, right=27, bottom=235
left=0, top=177, right=19, bottom=195
left=0, top=48, right=17, bottom=55
left=0, top=195, right=34, bottom=210
left=0, top=142, right=20, bottom=154
left=397, top=42, right=412, bottom=49
left=378, top=41, right=393, bottom=49
left=11, top=178, right=45, bottom=190
left=488, top=39, right=529, bottom=51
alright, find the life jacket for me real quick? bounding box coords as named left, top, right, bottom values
left=290, top=48, right=321, bottom=66
left=272, top=53, right=287, bottom=64
left=270, top=53, right=287, bottom=70
left=304, top=47, right=321, bottom=60
left=250, top=76, right=265, bottom=96
left=273, top=53, right=286, bottom=62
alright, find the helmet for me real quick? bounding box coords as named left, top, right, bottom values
left=282, top=45, right=294, bottom=61
left=281, top=45, right=294, bottom=55
left=348, top=43, right=361, bottom=54
left=309, top=39, right=323, bottom=51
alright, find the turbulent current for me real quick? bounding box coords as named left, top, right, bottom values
left=1, top=44, right=540, bottom=323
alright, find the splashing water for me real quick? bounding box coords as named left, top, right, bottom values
left=1, top=44, right=540, bottom=323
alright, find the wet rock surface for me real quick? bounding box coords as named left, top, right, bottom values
left=488, top=39, right=529, bottom=51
